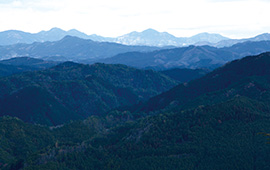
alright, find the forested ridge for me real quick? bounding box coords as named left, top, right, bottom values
left=1, top=53, right=270, bottom=169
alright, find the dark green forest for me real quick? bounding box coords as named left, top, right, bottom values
left=1, top=53, right=270, bottom=169
left=0, top=62, right=176, bottom=126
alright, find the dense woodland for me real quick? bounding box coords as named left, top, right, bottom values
left=0, top=61, right=177, bottom=126
left=1, top=52, right=270, bottom=169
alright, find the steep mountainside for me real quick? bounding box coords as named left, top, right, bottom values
left=135, top=52, right=270, bottom=112
left=0, top=62, right=177, bottom=125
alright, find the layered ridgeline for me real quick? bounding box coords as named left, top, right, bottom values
left=0, top=36, right=159, bottom=62
left=2, top=27, right=270, bottom=47
left=98, top=41, right=270, bottom=69
left=0, top=28, right=228, bottom=47
left=0, top=62, right=177, bottom=126
left=1, top=52, right=270, bottom=169
left=2, top=35, right=270, bottom=70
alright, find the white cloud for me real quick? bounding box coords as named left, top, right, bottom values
left=0, top=0, right=270, bottom=38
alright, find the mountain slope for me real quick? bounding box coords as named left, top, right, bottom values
left=160, top=68, right=209, bottom=82
left=0, top=62, right=177, bottom=125
left=99, top=40, right=270, bottom=69
left=98, top=45, right=236, bottom=69
left=3, top=95, right=270, bottom=170
left=135, top=52, right=270, bottom=112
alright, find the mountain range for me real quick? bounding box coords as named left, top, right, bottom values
left=2, top=27, right=270, bottom=170
left=1, top=52, right=270, bottom=169
left=98, top=40, right=270, bottom=69
left=2, top=27, right=270, bottom=47
left=0, top=28, right=228, bottom=47
left=2, top=36, right=270, bottom=70
left=0, top=36, right=159, bottom=61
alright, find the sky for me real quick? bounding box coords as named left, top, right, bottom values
left=0, top=0, right=269, bottom=39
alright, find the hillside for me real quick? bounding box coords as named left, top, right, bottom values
left=0, top=62, right=177, bottom=126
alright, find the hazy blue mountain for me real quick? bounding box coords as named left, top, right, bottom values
left=0, top=28, right=229, bottom=47
left=36, top=27, right=90, bottom=42
left=0, top=28, right=90, bottom=45
left=187, top=32, right=229, bottom=44
left=215, top=33, right=270, bottom=47
left=98, top=45, right=232, bottom=69
left=0, top=30, right=36, bottom=45
left=113, top=29, right=184, bottom=46
left=223, top=40, right=270, bottom=58
left=2, top=28, right=270, bottom=48
left=0, top=36, right=159, bottom=61
left=112, top=29, right=229, bottom=47
left=98, top=40, right=270, bottom=69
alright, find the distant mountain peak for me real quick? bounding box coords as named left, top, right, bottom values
left=60, top=35, right=88, bottom=41
left=141, top=28, right=160, bottom=34
left=48, top=27, right=65, bottom=32
left=67, top=29, right=82, bottom=33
